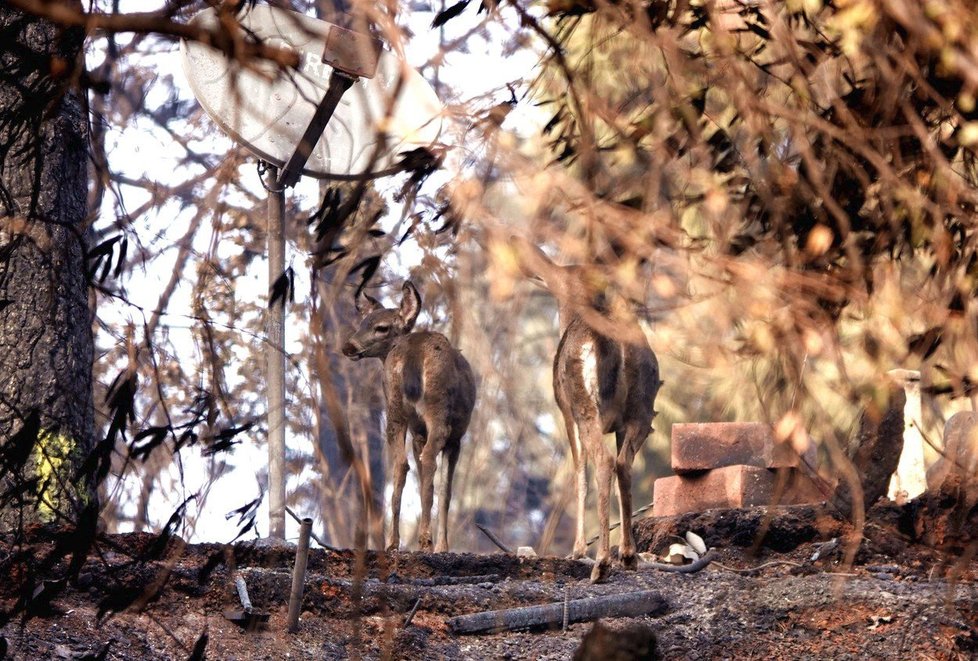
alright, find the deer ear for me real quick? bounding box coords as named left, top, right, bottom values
left=357, top=293, right=384, bottom=314
left=399, top=281, right=421, bottom=331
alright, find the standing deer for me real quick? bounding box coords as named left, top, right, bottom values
left=523, top=244, right=661, bottom=582
left=341, top=281, right=476, bottom=553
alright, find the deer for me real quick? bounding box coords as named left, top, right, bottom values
left=341, top=281, right=476, bottom=553
left=521, top=242, right=661, bottom=582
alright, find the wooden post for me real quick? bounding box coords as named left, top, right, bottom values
left=267, top=167, right=287, bottom=540
left=287, top=517, right=313, bottom=632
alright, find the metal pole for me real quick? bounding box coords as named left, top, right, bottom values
left=266, top=165, right=287, bottom=540
left=277, top=70, right=355, bottom=190
left=287, top=517, right=313, bottom=632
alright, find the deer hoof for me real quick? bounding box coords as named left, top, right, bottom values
left=590, top=559, right=612, bottom=583
left=385, top=541, right=400, bottom=553
left=418, top=536, right=433, bottom=552
left=434, top=542, right=448, bottom=553
left=620, top=552, right=638, bottom=570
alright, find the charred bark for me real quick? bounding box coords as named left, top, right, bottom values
left=0, top=6, right=94, bottom=527
left=832, top=384, right=906, bottom=520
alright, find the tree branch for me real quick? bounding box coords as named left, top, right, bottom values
left=8, top=0, right=300, bottom=69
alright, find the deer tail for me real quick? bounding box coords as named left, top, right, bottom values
left=403, top=351, right=424, bottom=402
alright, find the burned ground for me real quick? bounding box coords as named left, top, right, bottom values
left=0, top=497, right=975, bottom=660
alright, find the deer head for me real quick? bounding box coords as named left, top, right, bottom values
left=341, top=281, right=422, bottom=361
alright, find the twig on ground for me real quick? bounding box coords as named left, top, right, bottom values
left=403, top=598, right=422, bottom=628
left=391, top=574, right=501, bottom=587
left=285, top=507, right=336, bottom=550
left=641, top=549, right=716, bottom=574
left=712, top=559, right=803, bottom=574
left=286, top=519, right=313, bottom=633
left=475, top=523, right=512, bottom=553
left=585, top=502, right=654, bottom=547
left=562, top=586, right=569, bottom=632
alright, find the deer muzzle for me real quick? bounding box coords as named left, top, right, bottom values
left=341, top=340, right=364, bottom=360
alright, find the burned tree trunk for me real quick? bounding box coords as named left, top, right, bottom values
left=0, top=6, right=95, bottom=527
left=832, top=382, right=906, bottom=520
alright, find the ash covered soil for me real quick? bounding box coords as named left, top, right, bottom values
left=1, top=497, right=975, bottom=660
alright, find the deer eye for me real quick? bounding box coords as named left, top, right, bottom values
left=374, top=324, right=390, bottom=334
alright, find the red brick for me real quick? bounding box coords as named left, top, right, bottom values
left=671, top=422, right=814, bottom=473
left=651, top=465, right=825, bottom=517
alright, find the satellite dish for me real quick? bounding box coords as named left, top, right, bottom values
left=180, top=5, right=443, bottom=181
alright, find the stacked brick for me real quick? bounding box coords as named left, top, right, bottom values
left=652, top=422, right=825, bottom=517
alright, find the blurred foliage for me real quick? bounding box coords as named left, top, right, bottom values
left=456, top=0, right=978, bottom=486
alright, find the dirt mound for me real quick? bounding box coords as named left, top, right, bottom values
left=0, top=498, right=974, bottom=659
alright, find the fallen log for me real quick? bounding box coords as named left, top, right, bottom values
left=447, top=589, right=668, bottom=635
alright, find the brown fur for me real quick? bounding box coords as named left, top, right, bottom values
left=342, top=282, right=476, bottom=552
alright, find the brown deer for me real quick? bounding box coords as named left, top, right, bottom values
left=522, top=244, right=661, bottom=582
left=341, top=281, right=476, bottom=552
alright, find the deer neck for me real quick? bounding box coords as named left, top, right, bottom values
left=556, top=290, right=636, bottom=336
left=555, top=299, right=578, bottom=336
left=372, top=338, right=401, bottom=363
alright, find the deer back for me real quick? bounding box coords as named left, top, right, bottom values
left=342, top=282, right=476, bottom=438
left=538, top=259, right=659, bottom=434
left=554, top=312, right=659, bottom=434
left=385, top=331, right=476, bottom=438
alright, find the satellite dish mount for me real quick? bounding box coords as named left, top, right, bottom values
left=276, top=26, right=382, bottom=189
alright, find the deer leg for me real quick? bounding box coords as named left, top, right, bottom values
left=559, top=405, right=588, bottom=559
left=417, top=424, right=447, bottom=552
left=583, top=419, right=614, bottom=583
left=386, top=421, right=409, bottom=553
left=435, top=440, right=461, bottom=553
left=571, top=425, right=589, bottom=560
left=574, top=449, right=589, bottom=560
left=615, top=429, right=638, bottom=570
